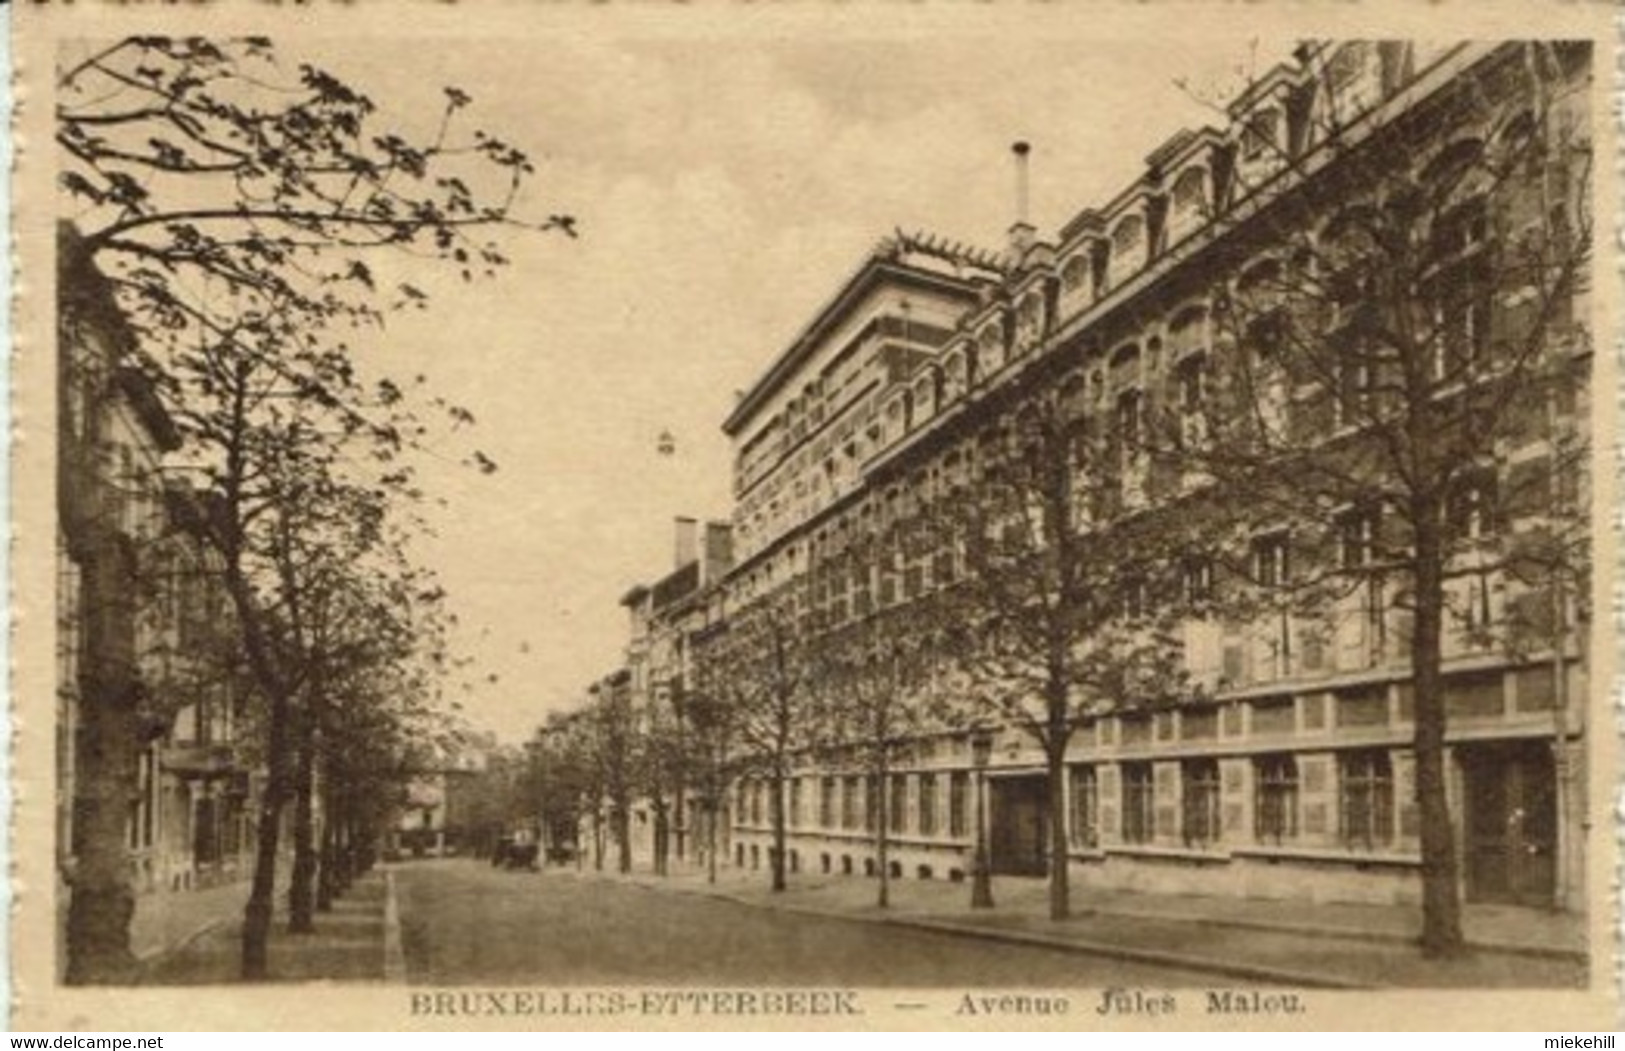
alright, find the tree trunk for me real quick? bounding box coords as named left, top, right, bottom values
left=1045, top=736, right=1070, bottom=922
left=1412, top=518, right=1466, bottom=957
left=674, top=782, right=687, bottom=865
left=335, top=814, right=355, bottom=895
left=706, top=793, right=719, bottom=885
left=653, top=797, right=669, bottom=876
left=615, top=803, right=632, bottom=875
left=287, top=710, right=318, bottom=934
left=875, top=752, right=891, bottom=909
left=770, top=766, right=788, bottom=893
left=241, top=691, right=290, bottom=979
left=315, top=785, right=338, bottom=912
left=63, top=540, right=143, bottom=983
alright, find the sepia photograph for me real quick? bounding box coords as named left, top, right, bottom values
left=11, top=1, right=1619, bottom=1033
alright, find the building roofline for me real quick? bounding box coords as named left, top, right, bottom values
left=721, top=254, right=988, bottom=438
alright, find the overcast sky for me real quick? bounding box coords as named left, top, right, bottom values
left=284, top=20, right=1299, bottom=743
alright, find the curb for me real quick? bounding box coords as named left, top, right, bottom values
left=560, top=868, right=1583, bottom=968
left=133, top=915, right=232, bottom=964
left=575, top=872, right=1367, bottom=989
left=1090, top=906, right=1588, bottom=964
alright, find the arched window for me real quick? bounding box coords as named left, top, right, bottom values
left=1169, top=167, right=1209, bottom=242
left=1109, top=214, right=1146, bottom=287
left=1015, top=292, right=1044, bottom=354
left=943, top=350, right=968, bottom=399
left=978, top=323, right=1005, bottom=375
left=914, top=374, right=935, bottom=420
left=1061, top=253, right=1090, bottom=293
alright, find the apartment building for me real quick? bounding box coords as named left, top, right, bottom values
left=58, top=227, right=257, bottom=973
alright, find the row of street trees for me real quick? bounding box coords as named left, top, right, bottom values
left=58, top=36, right=569, bottom=981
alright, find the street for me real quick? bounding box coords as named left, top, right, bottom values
left=392, top=859, right=1221, bottom=987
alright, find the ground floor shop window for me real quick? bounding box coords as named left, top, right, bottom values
left=1181, top=758, right=1221, bottom=846
left=1340, top=749, right=1394, bottom=849
left=1255, top=754, right=1299, bottom=844
left=1122, top=762, right=1154, bottom=844
left=1069, top=765, right=1098, bottom=848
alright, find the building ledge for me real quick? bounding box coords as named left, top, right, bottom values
left=1105, top=843, right=1232, bottom=864
left=1232, top=844, right=1421, bottom=867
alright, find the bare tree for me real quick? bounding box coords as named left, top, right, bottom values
left=807, top=524, right=941, bottom=909
left=704, top=588, right=811, bottom=893
left=938, top=383, right=1197, bottom=922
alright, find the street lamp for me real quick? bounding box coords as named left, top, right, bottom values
left=970, top=728, right=995, bottom=909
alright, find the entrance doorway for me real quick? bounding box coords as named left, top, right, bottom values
left=1460, top=740, right=1557, bottom=906
left=989, top=775, right=1049, bottom=876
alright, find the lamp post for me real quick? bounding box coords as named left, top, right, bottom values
left=970, top=729, right=995, bottom=909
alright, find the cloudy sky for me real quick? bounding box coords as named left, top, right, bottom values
left=279, top=15, right=1303, bottom=743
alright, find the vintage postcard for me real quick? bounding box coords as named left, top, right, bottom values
left=10, top=0, right=1621, bottom=1032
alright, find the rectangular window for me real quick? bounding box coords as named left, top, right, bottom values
left=864, top=775, right=879, bottom=832
left=1340, top=750, right=1394, bottom=849
left=918, top=774, right=938, bottom=837
left=1254, top=754, right=1299, bottom=844
left=1176, top=353, right=1208, bottom=413
left=1336, top=344, right=1374, bottom=423
left=949, top=772, right=969, bottom=838
left=1338, top=507, right=1380, bottom=570
left=1181, top=758, right=1222, bottom=847
left=888, top=774, right=908, bottom=834
left=842, top=776, right=860, bottom=831
left=789, top=778, right=804, bottom=829
left=1252, top=532, right=1290, bottom=589
left=1183, top=556, right=1214, bottom=604
left=820, top=776, right=836, bottom=829
left=1069, top=765, right=1099, bottom=849
left=1447, top=471, right=1499, bottom=542
left=1122, top=762, right=1155, bottom=844
left=1116, top=389, right=1143, bottom=457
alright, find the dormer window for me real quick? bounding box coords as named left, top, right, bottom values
left=1169, top=167, right=1209, bottom=242
left=1061, top=254, right=1090, bottom=294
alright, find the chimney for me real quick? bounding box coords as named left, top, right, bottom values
left=1009, top=141, right=1036, bottom=258
left=674, top=516, right=698, bottom=569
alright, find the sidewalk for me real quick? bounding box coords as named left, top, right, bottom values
left=138, top=871, right=389, bottom=984
left=558, top=863, right=1589, bottom=990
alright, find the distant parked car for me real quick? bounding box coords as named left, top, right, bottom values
left=491, top=834, right=539, bottom=870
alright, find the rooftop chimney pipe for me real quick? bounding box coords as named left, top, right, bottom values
left=1012, top=141, right=1031, bottom=224
left=1009, top=141, right=1036, bottom=259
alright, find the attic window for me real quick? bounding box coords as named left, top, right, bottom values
left=1241, top=109, right=1280, bottom=161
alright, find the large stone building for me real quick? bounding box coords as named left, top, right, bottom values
left=712, top=41, right=1593, bottom=911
